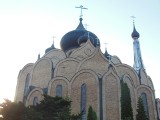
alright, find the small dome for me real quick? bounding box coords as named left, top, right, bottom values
left=131, top=24, right=140, bottom=39
left=104, top=49, right=111, bottom=60
left=60, top=18, right=100, bottom=52
left=45, top=43, right=56, bottom=53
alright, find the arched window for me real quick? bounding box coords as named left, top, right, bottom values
left=56, top=85, right=63, bottom=97
left=81, top=83, right=87, bottom=120
left=33, top=97, right=38, bottom=106
left=141, top=93, right=149, bottom=118
left=24, top=73, right=30, bottom=96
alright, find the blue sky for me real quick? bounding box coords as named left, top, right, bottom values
left=0, top=0, right=160, bottom=102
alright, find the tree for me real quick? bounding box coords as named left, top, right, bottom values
left=136, top=97, right=148, bottom=120
left=121, top=81, right=133, bottom=120
left=35, top=95, right=72, bottom=120
left=0, top=95, right=81, bottom=120
left=0, top=99, right=26, bottom=120
left=87, top=106, right=97, bottom=120
left=23, top=107, right=43, bottom=120
left=0, top=99, right=42, bottom=120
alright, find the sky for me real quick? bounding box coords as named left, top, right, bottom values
left=0, top=0, right=160, bottom=102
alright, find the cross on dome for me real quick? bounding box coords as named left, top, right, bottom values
left=104, top=43, right=107, bottom=51
left=84, top=24, right=89, bottom=29
left=75, top=5, right=88, bottom=18
left=131, top=16, right=140, bottom=39
left=131, top=16, right=136, bottom=23
left=52, top=36, right=56, bottom=44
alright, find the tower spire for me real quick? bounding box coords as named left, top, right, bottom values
left=131, top=17, right=144, bottom=74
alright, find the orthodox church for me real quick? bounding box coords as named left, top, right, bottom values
left=15, top=8, right=160, bottom=120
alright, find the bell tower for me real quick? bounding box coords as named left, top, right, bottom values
left=131, top=17, right=144, bottom=74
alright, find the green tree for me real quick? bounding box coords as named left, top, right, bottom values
left=121, top=81, right=133, bottom=120
left=36, top=95, right=81, bottom=120
left=0, top=95, right=81, bottom=120
left=23, top=107, right=43, bottom=120
left=35, top=95, right=72, bottom=120
left=136, top=97, right=148, bottom=120
left=0, top=99, right=26, bottom=120
left=87, top=106, right=97, bottom=120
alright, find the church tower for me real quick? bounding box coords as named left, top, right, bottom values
left=131, top=21, right=144, bottom=74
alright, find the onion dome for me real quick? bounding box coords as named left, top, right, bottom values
left=78, top=33, right=97, bottom=45
left=104, top=49, right=111, bottom=60
left=131, top=23, right=140, bottom=39
left=45, top=41, right=56, bottom=54
left=60, top=18, right=100, bottom=52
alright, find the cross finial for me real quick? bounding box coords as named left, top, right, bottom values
left=104, top=43, right=108, bottom=51
left=75, top=5, right=88, bottom=18
left=84, top=24, right=89, bottom=29
left=52, top=36, right=55, bottom=41
left=52, top=36, right=56, bottom=44
left=88, top=32, right=90, bottom=39
left=131, top=16, right=136, bottom=23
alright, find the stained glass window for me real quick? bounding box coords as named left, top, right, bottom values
left=81, top=83, right=87, bottom=120
left=141, top=93, right=149, bottom=119
left=56, top=85, right=62, bottom=97
left=33, top=97, right=38, bottom=106
left=24, top=73, right=30, bottom=96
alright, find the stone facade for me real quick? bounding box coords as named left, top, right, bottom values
left=15, top=20, right=159, bottom=120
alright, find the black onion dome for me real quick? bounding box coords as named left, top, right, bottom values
left=78, top=32, right=99, bottom=46
left=131, top=24, right=140, bottom=39
left=104, top=49, right=112, bottom=60
left=60, top=18, right=100, bottom=52
left=78, top=34, right=94, bottom=45
left=45, top=42, right=56, bottom=54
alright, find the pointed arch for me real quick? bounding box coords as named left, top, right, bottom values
left=70, top=69, right=99, bottom=118
left=26, top=88, right=43, bottom=106
left=102, top=69, right=121, bottom=120
left=31, top=58, right=52, bottom=88
left=136, top=85, right=157, bottom=120
left=54, top=58, right=80, bottom=81
left=47, top=77, right=69, bottom=97
left=115, top=64, right=139, bottom=87
left=77, top=48, right=111, bottom=76
left=15, top=63, right=33, bottom=102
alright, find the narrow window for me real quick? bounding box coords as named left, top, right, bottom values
left=24, top=73, right=30, bottom=96
left=56, top=85, right=63, bottom=97
left=141, top=93, right=149, bottom=119
left=33, top=97, right=38, bottom=106
left=81, top=83, right=87, bottom=120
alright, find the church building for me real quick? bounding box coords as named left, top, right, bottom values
left=15, top=7, right=159, bottom=120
